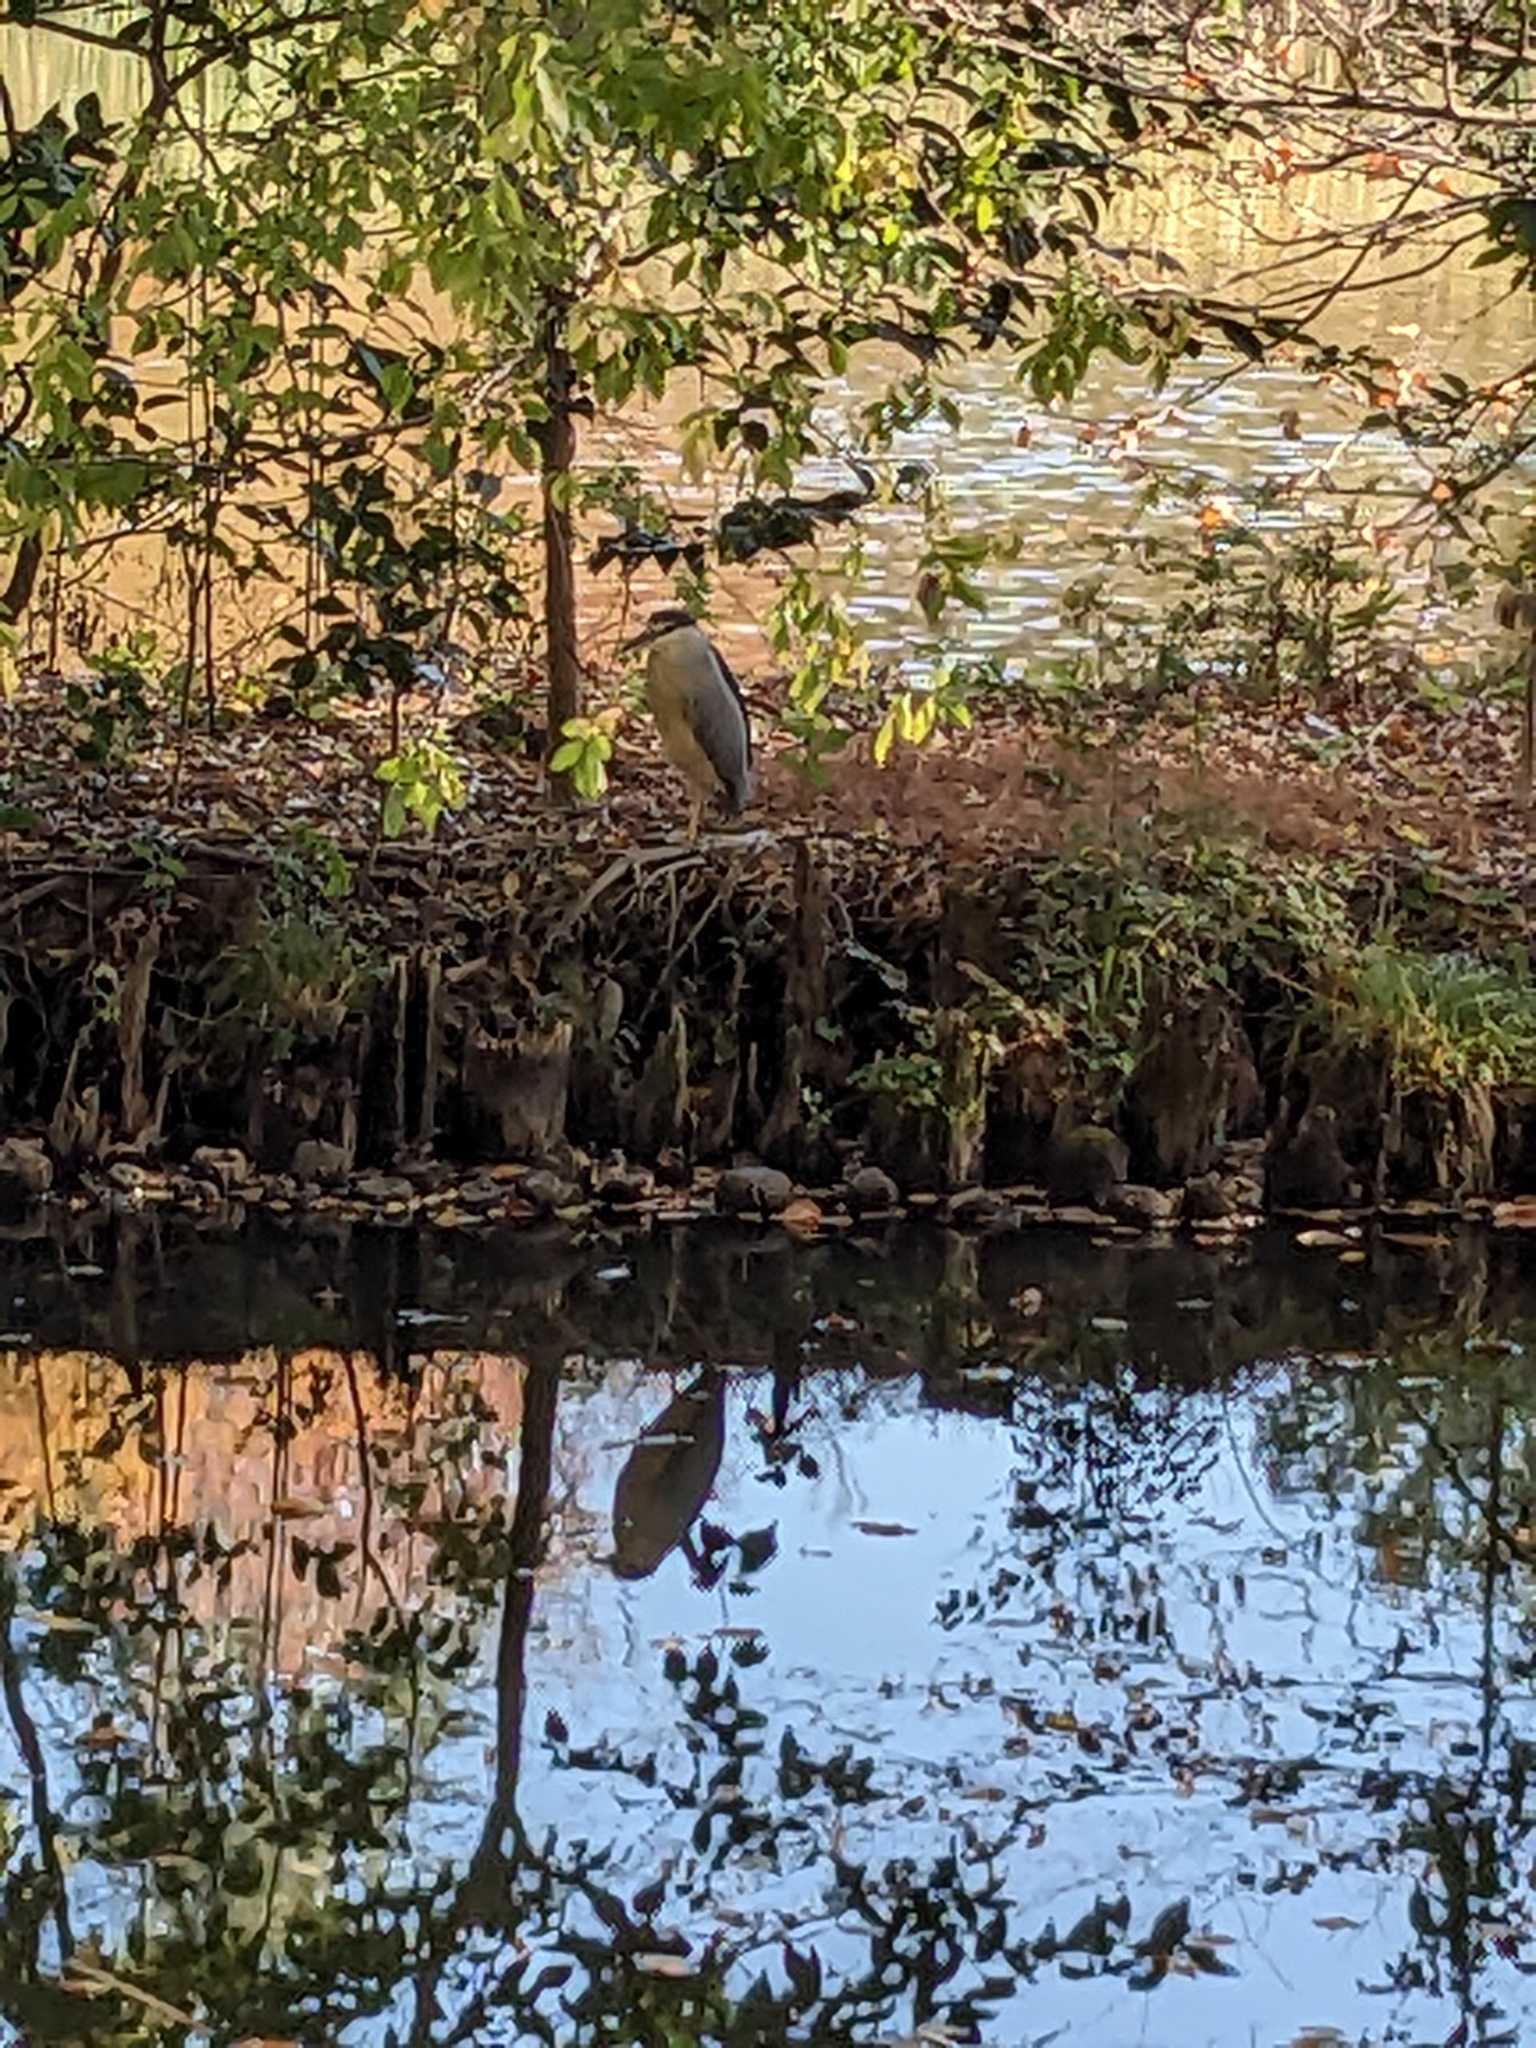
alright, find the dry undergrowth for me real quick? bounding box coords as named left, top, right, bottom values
left=0, top=666, right=1530, bottom=897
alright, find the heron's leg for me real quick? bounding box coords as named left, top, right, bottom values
left=686, top=794, right=703, bottom=844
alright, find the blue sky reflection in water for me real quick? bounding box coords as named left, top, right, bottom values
left=1, top=1226, right=1536, bottom=2045
left=535, top=1359, right=1536, bottom=2046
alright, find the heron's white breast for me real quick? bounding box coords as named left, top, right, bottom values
left=644, top=624, right=719, bottom=705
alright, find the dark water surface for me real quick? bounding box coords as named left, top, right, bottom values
left=3, top=1215, right=1536, bottom=2047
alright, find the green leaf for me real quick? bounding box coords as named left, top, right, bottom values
left=80, top=459, right=149, bottom=510
left=573, top=752, right=607, bottom=799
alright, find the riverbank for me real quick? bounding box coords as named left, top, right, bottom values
left=2, top=670, right=1535, bottom=1224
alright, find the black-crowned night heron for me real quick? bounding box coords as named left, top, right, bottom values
left=624, top=607, right=754, bottom=839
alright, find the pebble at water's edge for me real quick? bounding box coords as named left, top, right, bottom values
left=0, top=1128, right=1504, bottom=1250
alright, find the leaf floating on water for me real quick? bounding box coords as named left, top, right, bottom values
left=778, top=1196, right=824, bottom=1237
left=78, top=1721, right=129, bottom=1750
left=1294, top=1229, right=1355, bottom=1249
left=851, top=1519, right=917, bottom=1538
left=633, top=1952, right=694, bottom=1978
left=1138, top=1898, right=1191, bottom=1959
left=1186, top=1942, right=1239, bottom=1976
left=1313, top=1915, right=1364, bottom=1931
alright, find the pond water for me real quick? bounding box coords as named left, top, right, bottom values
left=2, top=1216, right=1536, bottom=2045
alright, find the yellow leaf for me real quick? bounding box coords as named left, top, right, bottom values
left=678, top=412, right=716, bottom=484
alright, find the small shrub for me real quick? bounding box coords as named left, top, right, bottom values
left=65, top=633, right=161, bottom=764
left=1317, top=944, right=1536, bottom=1093
left=377, top=738, right=466, bottom=837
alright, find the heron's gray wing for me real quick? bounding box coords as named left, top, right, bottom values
left=610, top=1377, right=726, bottom=1581
left=706, top=643, right=752, bottom=769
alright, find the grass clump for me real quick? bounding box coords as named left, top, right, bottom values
left=1317, top=944, right=1536, bottom=1093
left=1006, top=830, right=1358, bottom=1103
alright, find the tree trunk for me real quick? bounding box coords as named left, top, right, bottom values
left=0, top=72, right=175, bottom=639
left=1495, top=588, right=1536, bottom=808
left=0, top=535, right=43, bottom=629
left=539, top=316, right=580, bottom=754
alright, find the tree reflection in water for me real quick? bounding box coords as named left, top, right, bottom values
left=0, top=1218, right=1534, bottom=2043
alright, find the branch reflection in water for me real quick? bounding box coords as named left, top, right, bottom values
left=0, top=1215, right=1533, bottom=2043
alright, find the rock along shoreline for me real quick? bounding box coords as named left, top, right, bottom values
left=1, top=826, right=1534, bottom=1235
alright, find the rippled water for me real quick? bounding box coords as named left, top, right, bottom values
left=1, top=1217, right=1535, bottom=2045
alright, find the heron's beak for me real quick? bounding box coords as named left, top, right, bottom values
left=620, top=624, right=654, bottom=654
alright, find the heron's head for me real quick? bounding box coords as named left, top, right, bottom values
left=621, top=606, right=697, bottom=654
